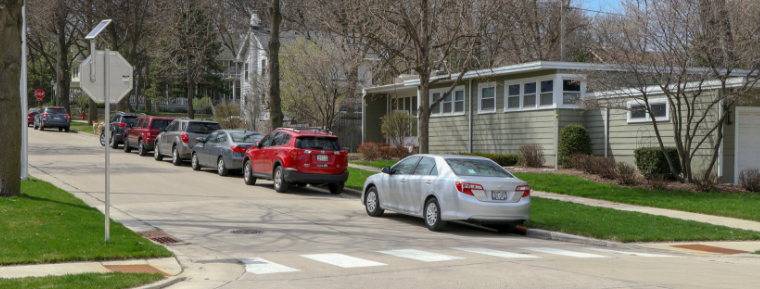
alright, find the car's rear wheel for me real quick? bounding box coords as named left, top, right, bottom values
left=39, top=125, right=44, bottom=131
left=328, top=183, right=344, bottom=195
left=191, top=153, right=201, bottom=171
left=154, top=143, right=164, bottom=161
left=58, top=127, right=63, bottom=132
left=123, top=140, right=132, bottom=153
left=138, top=140, right=147, bottom=156
left=172, top=147, right=182, bottom=166
left=365, top=187, right=384, bottom=217
left=100, top=133, right=106, bottom=146
left=110, top=134, right=118, bottom=149
left=243, top=160, right=257, bottom=185
left=273, top=166, right=289, bottom=193
left=424, top=198, right=447, bottom=231
left=64, top=126, right=70, bottom=133
left=217, top=158, right=229, bottom=176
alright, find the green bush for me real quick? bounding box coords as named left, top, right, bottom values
left=459, top=152, right=520, bottom=166
left=634, top=147, right=681, bottom=177
left=558, top=124, right=592, bottom=167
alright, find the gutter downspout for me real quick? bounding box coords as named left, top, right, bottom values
left=468, top=79, right=473, bottom=153
left=604, top=107, right=609, bottom=158
left=718, top=102, right=723, bottom=182
left=554, top=112, right=559, bottom=169
left=361, top=91, right=366, bottom=144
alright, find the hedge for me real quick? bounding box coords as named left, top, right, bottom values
left=634, top=147, right=681, bottom=176
left=458, top=152, right=520, bottom=166
left=558, top=124, right=592, bottom=167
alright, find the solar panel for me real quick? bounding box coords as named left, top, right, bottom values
left=85, top=19, right=113, bottom=40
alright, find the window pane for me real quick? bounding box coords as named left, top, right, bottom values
left=431, top=93, right=440, bottom=113
left=508, top=84, right=520, bottom=96
left=481, top=98, right=495, bottom=110
left=413, top=157, right=436, bottom=175
left=541, top=80, right=553, bottom=92
left=404, top=97, right=410, bottom=112
left=445, top=159, right=514, bottom=178
left=482, top=87, right=494, bottom=99
left=631, top=105, right=646, bottom=119
left=392, top=157, right=421, bottom=175
left=525, top=82, right=536, bottom=94
left=540, top=93, right=553, bottom=106
left=651, top=103, right=667, bottom=118
left=443, top=102, right=452, bottom=113
left=455, top=90, right=464, bottom=101
left=454, top=101, right=464, bottom=112
left=563, top=92, right=580, bottom=104
left=563, top=80, right=581, bottom=92
left=524, top=94, right=536, bottom=106
left=412, top=98, right=418, bottom=116
left=295, top=137, right=341, bottom=150
left=432, top=93, right=440, bottom=101
left=508, top=96, right=520, bottom=108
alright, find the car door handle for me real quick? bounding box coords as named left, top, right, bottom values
left=426, top=180, right=432, bottom=185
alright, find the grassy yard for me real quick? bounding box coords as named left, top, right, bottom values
left=526, top=197, right=760, bottom=243
left=515, top=173, right=760, bottom=222
left=350, top=160, right=398, bottom=169
left=69, top=121, right=100, bottom=135
left=346, top=167, right=378, bottom=191
left=0, top=272, right=164, bottom=289
left=0, top=178, right=173, bottom=266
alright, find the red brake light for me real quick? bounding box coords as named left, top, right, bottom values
left=181, top=133, right=189, bottom=143
left=43, top=113, right=49, bottom=117
left=54, top=107, right=59, bottom=109
left=117, top=122, right=126, bottom=127
left=65, top=115, right=70, bottom=118
left=516, top=185, right=530, bottom=197
left=232, top=146, right=248, bottom=153
left=455, top=182, right=483, bottom=195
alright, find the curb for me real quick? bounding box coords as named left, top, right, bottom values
left=517, top=226, right=636, bottom=249
left=133, top=276, right=187, bottom=289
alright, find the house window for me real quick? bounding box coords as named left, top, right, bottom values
left=244, top=63, right=249, bottom=80
left=524, top=82, right=537, bottom=107
left=442, top=93, right=452, bottom=113
left=540, top=80, right=553, bottom=106
left=431, top=93, right=440, bottom=113
left=627, top=99, right=669, bottom=123
left=261, top=59, right=267, bottom=75
left=479, top=84, right=496, bottom=113
left=430, top=86, right=465, bottom=116
left=454, top=90, right=464, bottom=113
left=507, top=84, right=520, bottom=109
left=229, top=61, right=236, bottom=74
left=563, top=80, right=581, bottom=104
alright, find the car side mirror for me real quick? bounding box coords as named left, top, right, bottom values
left=382, top=167, right=391, bottom=174
left=254, top=141, right=260, bottom=148
left=196, top=137, right=206, bottom=143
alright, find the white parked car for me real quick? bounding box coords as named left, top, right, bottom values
left=361, top=155, right=531, bottom=232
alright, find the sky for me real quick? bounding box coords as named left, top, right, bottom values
left=583, top=0, right=623, bottom=14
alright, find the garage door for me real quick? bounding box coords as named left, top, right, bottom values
left=736, top=108, right=760, bottom=183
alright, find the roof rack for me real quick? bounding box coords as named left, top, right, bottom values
left=278, top=127, right=333, bottom=135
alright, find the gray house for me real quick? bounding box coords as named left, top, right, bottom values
left=362, top=61, right=760, bottom=184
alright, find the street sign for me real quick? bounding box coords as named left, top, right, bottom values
left=79, top=50, right=133, bottom=104
left=35, top=89, right=44, bottom=100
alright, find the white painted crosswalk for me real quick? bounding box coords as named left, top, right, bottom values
left=302, top=253, right=387, bottom=268
left=241, top=258, right=300, bottom=274
left=453, top=247, right=539, bottom=259
left=521, top=247, right=607, bottom=258
left=378, top=249, right=464, bottom=262
left=584, top=248, right=673, bottom=257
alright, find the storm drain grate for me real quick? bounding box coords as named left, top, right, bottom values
left=150, top=236, right=181, bottom=244
left=231, top=230, right=262, bottom=234
left=671, top=244, right=749, bottom=255
left=136, top=230, right=181, bottom=244
left=104, top=264, right=168, bottom=276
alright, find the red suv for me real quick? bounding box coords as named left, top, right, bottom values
left=123, top=116, right=175, bottom=156
left=242, top=128, right=348, bottom=194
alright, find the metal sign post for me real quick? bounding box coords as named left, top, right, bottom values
left=104, top=48, right=110, bottom=241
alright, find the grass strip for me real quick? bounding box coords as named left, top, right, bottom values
left=346, top=167, right=378, bottom=191
left=350, top=160, right=398, bottom=169
left=0, top=272, right=164, bottom=289
left=0, top=178, right=173, bottom=266
left=69, top=121, right=96, bottom=135
left=525, top=197, right=760, bottom=243
left=515, top=172, right=760, bottom=222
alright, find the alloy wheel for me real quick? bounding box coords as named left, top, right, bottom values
left=244, top=162, right=251, bottom=181
left=218, top=159, right=224, bottom=174
left=274, top=169, right=282, bottom=189
left=426, top=202, right=438, bottom=226
left=367, top=191, right=378, bottom=212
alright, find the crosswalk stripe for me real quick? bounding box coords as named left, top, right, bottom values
left=584, top=248, right=673, bottom=257
left=241, top=258, right=300, bottom=274
left=302, top=253, right=387, bottom=268
left=378, top=249, right=464, bottom=262
left=453, top=248, right=539, bottom=259
left=521, top=247, right=607, bottom=258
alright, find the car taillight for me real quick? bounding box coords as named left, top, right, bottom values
left=117, top=122, right=126, bottom=127
left=516, top=185, right=530, bottom=197
left=181, top=133, right=189, bottom=143
left=455, top=182, right=483, bottom=195
left=65, top=115, right=70, bottom=118
left=232, top=146, right=247, bottom=153
left=43, top=113, right=49, bottom=117
left=147, top=132, right=151, bottom=137
left=291, top=151, right=298, bottom=156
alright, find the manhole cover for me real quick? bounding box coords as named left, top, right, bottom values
left=231, top=230, right=262, bottom=234
left=149, top=236, right=181, bottom=244
left=671, top=244, right=749, bottom=255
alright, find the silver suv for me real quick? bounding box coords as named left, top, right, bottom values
left=153, top=119, right=222, bottom=166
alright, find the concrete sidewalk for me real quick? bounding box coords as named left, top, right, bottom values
left=0, top=257, right=181, bottom=279
left=348, top=163, right=382, bottom=173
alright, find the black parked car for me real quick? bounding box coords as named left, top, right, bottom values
left=100, top=112, right=139, bottom=148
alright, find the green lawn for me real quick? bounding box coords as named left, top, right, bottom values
left=350, top=160, right=398, bottom=169
left=0, top=272, right=164, bottom=289
left=515, top=173, right=760, bottom=222
left=526, top=197, right=760, bottom=243
left=346, top=167, right=378, bottom=191
left=69, top=121, right=100, bottom=135
left=0, top=178, right=173, bottom=266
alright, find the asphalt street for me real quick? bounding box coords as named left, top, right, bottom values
left=26, top=127, right=760, bottom=289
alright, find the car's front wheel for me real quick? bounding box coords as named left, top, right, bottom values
left=123, top=140, right=132, bottom=153
left=110, top=133, right=118, bottom=149
left=154, top=143, right=164, bottom=161
left=138, top=140, right=147, bottom=156
left=424, top=198, right=446, bottom=231
left=365, top=187, right=384, bottom=217
left=171, top=147, right=182, bottom=166
left=100, top=133, right=106, bottom=146
left=243, top=160, right=257, bottom=185
left=217, top=158, right=229, bottom=176
left=273, top=166, right=289, bottom=193
left=191, top=153, right=201, bottom=171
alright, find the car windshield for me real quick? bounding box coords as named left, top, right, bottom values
left=295, top=137, right=341, bottom=150
left=231, top=132, right=263, bottom=143
left=150, top=119, right=172, bottom=129
left=29, top=108, right=41, bottom=113
left=46, top=108, right=68, bottom=114
left=122, top=116, right=137, bottom=124
left=445, top=158, right=514, bottom=178
left=186, top=122, right=222, bottom=134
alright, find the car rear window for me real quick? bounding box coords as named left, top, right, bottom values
left=186, top=122, right=222, bottom=134
left=295, top=137, right=341, bottom=150
left=46, top=108, right=68, bottom=114
left=445, top=159, right=514, bottom=178
left=29, top=108, right=41, bottom=113
left=231, top=132, right=263, bottom=143
left=122, top=116, right=137, bottom=124
left=150, top=119, right=172, bottom=129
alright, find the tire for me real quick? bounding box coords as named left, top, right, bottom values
left=110, top=133, right=118, bottom=149
left=273, top=166, right=289, bottom=193
left=424, top=198, right=447, bottom=231
left=365, top=187, right=384, bottom=217
left=243, top=160, right=257, bottom=185
left=100, top=133, right=106, bottom=146
left=39, top=125, right=44, bottom=131
left=217, top=157, right=229, bottom=176
left=171, top=146, right=182, bottom=166
left=58, top=127, right=63, bottom=132
left=138, top=140, right=148, bottom=156
left=154, top=142, right=164, bottom=161
left=191, top=153, right=201, bottom=171
left=64, top=126, right=70, bottom=133
left=123, top=139, right=132, bottom=153
left=328, top=183, right=344, bottom=195
left=33, top=122, right=38, bottom=130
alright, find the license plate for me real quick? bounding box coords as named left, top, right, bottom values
left=491, top=191, right=508, bottom=200
left=317, top=164, right=328, bottom=168
left=317, top=155, right=328, bottom=162
left=54, top=117, right=61, bottom=120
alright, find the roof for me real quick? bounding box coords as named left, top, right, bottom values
left=223, top=130, right=262, bottom=134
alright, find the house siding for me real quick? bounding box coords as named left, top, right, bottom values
left=363, top=94, right=388, bottom=143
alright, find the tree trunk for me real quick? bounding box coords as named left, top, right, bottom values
left=154, top=99, right=160, bottom=112
left=418, top=81, right=430, bottom=154
left=0, top=0, right=23, bottom=197
left=88, top=98, right=98, bottom=125
left=268, top=0, right=283, bottom=129
left=56, top=18, right=71, bottom=114
left=187, top=79, right=195, bottom=119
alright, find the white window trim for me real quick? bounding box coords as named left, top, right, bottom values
left=558, top=74, right=586, bottom=108
left=502, top=76, right=555, bottom=113
left=626, top=98, right=670, bottom=123
left=478, top=82, right=497, bottom=114
left=430, top=85, right=466, bottom=117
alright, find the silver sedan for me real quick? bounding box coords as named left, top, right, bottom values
left=361, top=155, right=531, bottom=232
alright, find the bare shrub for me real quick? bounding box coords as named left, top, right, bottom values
left=615, top=162, right=638, bottom=185
left=380, top=111, right=413, bottom=148
left=519, top=144, right=545, bottom=168
left=595, top=157, right=617, bottom=179
left=358, top=142, right=382, bottom=161
left=214, top=102, right=243, bottom=129
left=648, top=174, right=669, bottom=191
left=692, top=170, right=719, bottom=192
left=739, top=169, right=760, bottom=192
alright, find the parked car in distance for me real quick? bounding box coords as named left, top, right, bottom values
left=33, top=106, right=71, bottom=132
left=191, top=130, right=264, bottom=176
left=360, top=155, right=531, bottom=232
left=242, top=127, right=349, bottom=194
left=100, top=112, right=139, bottom=148
left=27, top=108, right=41, bottom=127
left=153, top=119, right=222, bottom=166
left=122, top=116, right=175, bottom=156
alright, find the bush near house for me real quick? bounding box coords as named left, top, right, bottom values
left=558, top=124, right=592, bottom=167
left=634, top=147, right=681, bottom=177
left=357, top=142, right=411, bottom=161
left=458, top=152, right=520, bottom=166
left=518, top=144, right=545, bottom=167
left=739, top=169, right=760, bottom=192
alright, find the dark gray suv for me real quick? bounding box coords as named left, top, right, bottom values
left=100, top=112, right=139, bottom=148
left=153, top=119, right=222, bottom=166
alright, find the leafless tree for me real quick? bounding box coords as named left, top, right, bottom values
left=0, top=0, right=23, bottom=196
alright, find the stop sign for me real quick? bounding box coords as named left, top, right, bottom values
left=35, top=89, right=45, bottom=100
